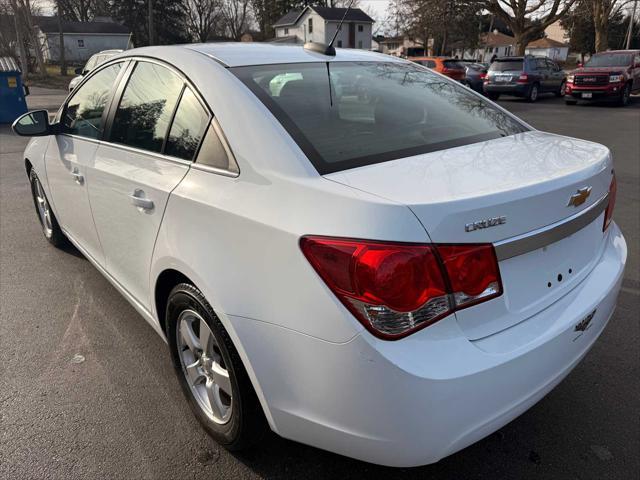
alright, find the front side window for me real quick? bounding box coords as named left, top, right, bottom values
left=62, top=63, right=122, bottom=139
left=165, top=87, right=209, bottom=160
left=233, top=62, right=526, bottom=174
left=110, top=61, right=184, bottom=153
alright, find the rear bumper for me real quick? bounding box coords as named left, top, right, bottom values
left=230, top=223, right=626, bottom=467
left=483, top=83, right=529, bottom=96
left=565, top=82, right=625, bottom=100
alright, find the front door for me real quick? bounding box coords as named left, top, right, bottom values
left=45, top=62, right=124, bottom=265
left=88, top=61, right=208, bottom=309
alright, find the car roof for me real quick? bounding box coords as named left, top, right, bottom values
left=180, top=43, right=401, bottom=67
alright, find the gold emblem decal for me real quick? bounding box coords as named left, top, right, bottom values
left=567, top=187, right=592, bottom=207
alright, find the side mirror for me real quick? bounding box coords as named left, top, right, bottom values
left=12, top=110, right=53, bottom=137
left=75, top=67, right=84, bottom=75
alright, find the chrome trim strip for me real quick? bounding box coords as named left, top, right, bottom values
left=494, top=193, right=609, bottom=261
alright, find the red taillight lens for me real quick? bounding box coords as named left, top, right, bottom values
left=300, top=236, right=503, bottom=339
left=479, top=72, right=487, bottom=80
left=517, top=73, right=528, bottom=83
left=603, top=174, right=617, bottom=231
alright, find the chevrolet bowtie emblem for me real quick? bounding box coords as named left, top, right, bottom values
left=567, top=187, right=592, bottom=207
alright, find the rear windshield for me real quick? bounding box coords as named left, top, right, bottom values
left=232, top=62, right=526, bottom=174
left=489, top=60, right=523, bottom=72
left=585, top=53, right=632, bottom=67
left=443, top=60, right=464, bottom=69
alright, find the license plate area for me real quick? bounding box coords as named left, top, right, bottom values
left=582, top=92, right=593, bottom=99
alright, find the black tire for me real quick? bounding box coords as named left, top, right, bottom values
left=167, top=283, right=267, bottom=451
left=619, top=83, right=631, bottom=107
left=29, top=169, right=68, bottom=248
left=565, top=99, right=578, bottom=105
left=487, top=92, right=500, bottom=101
left=555, top=81, right=566, bottom=97
left=526, top=83, right=540, bottom=102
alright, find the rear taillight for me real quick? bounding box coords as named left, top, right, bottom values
left=517, top=73, right=529, bottom=83
left=603, top=174, right=617, bottom=231
left=300, top=236, right=503, bottom=340
left=479, top=72, right=487, bottom=80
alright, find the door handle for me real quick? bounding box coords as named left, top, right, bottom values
left=70, top=168, right=84, bottom=185
left=129, top=189, right=154, bottom=210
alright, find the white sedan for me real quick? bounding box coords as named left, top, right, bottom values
left=12, top=43, right=626, bottom=467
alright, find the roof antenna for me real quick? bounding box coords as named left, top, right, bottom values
left=304, top=0, right=354, bottom=57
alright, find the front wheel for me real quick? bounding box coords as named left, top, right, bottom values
left=29, top=169, right=68, bottom=248
left=619, top=83, right=631, bottom=106
left=556, top=81, right=566, bottom=97
left=527, top=83, right=540, bottom=102
left=167, top=283, right=266, bottom=450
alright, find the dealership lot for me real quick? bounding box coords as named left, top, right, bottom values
left=0, top=90, right=638, bottom=479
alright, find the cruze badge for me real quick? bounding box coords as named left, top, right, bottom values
left=465, top=216, right=507, bottom=232
left=567, top=186, right=592, bottom=207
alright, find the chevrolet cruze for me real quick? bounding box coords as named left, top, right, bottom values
left=12, top=43, right=626, bottom=467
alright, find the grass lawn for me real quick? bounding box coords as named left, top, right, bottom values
left=24, top=64, right=79, bottom=90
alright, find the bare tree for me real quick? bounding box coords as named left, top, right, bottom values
left=484, top=0, right=577, bottom=54
left=222, top=0, right=250, bottom=40
left=590, top=0, right=633, bottom=51
left=186, top=0, right=223, bottom=42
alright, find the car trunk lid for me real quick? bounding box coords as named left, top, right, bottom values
left=325, top=131, right=613, bottom=339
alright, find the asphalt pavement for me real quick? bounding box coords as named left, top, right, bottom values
left=1, top=89, right=638, bottom=480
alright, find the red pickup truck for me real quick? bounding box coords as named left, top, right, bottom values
left=565, top=50, right=640, bottom=106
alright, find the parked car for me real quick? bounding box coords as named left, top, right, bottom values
left=409, top=56, right=466, bottom=82
left=484, top=55, right=566, bottom=102
left=460, top=61, right=488, bottom=92
left=68, top=49, right=123, bottom=92
left=565, top=50, right=640, bottom=106
left=12, top=44, right=625, bottom=468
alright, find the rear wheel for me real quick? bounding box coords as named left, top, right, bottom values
left=619, top=83, right=631, bottom=106
left=487, top=92, right=500, bottom=101
left=29, top=169, right=68, bottom=248
left=556, top=81, right=566, bottom=97
left=167, top=283, right=266, bottom=450
left=527, top=83, right=540, bottom=102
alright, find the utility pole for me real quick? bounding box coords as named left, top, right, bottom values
left=625, top=0, right=637, bottom=49
left=148, top=0, right=154, bottom=46
left=57, top=0, right=66, bottom=76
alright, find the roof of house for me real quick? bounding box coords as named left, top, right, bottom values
left=274, top=6, right=374, bottom=27
left=481, top=31, right=515, bottom=47
left=527, top=37, right=567, bottom=48
left=36, top=16, right=130, bottom=35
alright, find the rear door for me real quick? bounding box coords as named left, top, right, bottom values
left=45, top=62, right=126, bottom=265
left=88, top=60, right=211, bottom=309
left=546, top=58, right=564, bottom=90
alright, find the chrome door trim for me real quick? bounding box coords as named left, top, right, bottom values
left=494, top=193, right=609, bottom=261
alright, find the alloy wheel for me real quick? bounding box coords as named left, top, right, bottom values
left=176, top=309, right=233, bottom=424
left=33, top=177, right=53, bottom=238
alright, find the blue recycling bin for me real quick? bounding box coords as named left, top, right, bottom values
left=0, top=57, right=29, bottom=124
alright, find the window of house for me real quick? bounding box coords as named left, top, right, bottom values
left=77, top=39, right=85, bottom=48
left=110, top=61, right=184, bottom=153
left=358, top=25, right=364, bottom=32
left=308, top=18, right=313, bottom=33
left=165, top=87, right=209, bottom=161
left=284, top=28, right=289, bottom=35
left=358, top=40, right=363, bottom=49
left=62, top=63, right=122, bottom=139
left=337, top=40, right=343, bottom=48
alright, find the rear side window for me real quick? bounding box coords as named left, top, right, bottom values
left=489, top=60, right=523, bottom=72
left=62, top=63, right=122, bottom=139
left=165, top=87, right=209, bottom=160
left=233, top=62, right=526, bottom=174
left=110, top=61, right=184, bottom=153
left=197, top=123, right=239, bottom=174
left=443, top=60, right=463, bottom=69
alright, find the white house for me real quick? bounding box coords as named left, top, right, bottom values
left=454, top=31, right=516, bottom=62
left=273, top=6, right=374, bottom=50
left=36, top=16, right=131, bottom=63
left=525, top=37, right=570, bottom=62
